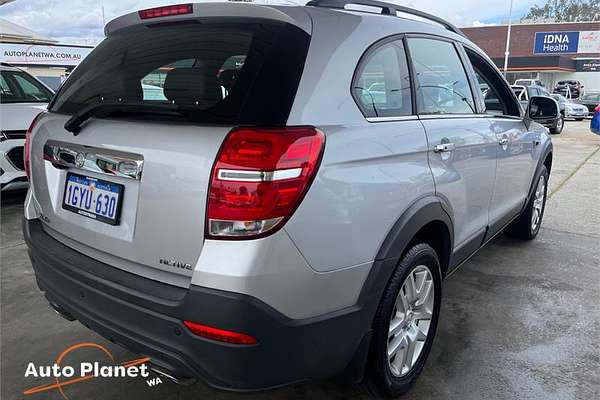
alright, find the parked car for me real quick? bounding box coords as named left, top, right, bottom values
left=551, top=94, right=589, bottom=120
left=553, top=80, right=584, bottom=99
left=512, top=84, right=563, bottom=133
left=514, top=78, right=543, bottom=87
left=23, top=1, right=555, bottom=397
left=574, top=91, right=600, bottom=114
left=0, top=63, right=53, bottom=191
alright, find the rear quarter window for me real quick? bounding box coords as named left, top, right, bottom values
left=50, top=20, right=310, bottom=126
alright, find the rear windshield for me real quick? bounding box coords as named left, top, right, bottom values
left=50, top=20, right=310, bottom=125
left=1, top=70, right=53, bottom=104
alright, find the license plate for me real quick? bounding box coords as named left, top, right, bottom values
left=62, top=173, right=124, bottom=225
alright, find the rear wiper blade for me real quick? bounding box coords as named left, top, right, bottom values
left=64, top=102, right=183, bottom=135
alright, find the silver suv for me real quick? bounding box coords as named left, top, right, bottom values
left=23, top=1, right=555, bottom=396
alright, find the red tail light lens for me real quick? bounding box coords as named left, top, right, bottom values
left=24, top=112, right=45, bottom=181
left=138, top=3, right=193, bottom=19
left=207, top=127, right=325, bottom=238
left=183, top=321, right=257, bottom=345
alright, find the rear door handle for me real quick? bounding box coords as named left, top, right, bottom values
left=434, top=143, right=455, bottom=153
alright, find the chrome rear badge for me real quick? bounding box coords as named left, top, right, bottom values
left=159, top=258, right=192, bottom=271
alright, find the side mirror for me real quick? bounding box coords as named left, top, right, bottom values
left=527, top=96, right=559, bottom=122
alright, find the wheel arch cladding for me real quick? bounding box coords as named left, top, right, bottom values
left=543, top=150, right=553, bottom=174
left=344, top=197, right=453, bottom=384
left=375, top=196, right=453, bottom=272
left=360, top=196, right=454, bottom=307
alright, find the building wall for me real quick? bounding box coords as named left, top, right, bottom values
left=462, top=22, right=600, bottom=59
left=462, top=22, right=600, bottom=94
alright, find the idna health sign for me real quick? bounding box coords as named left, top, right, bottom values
left=534, top=31, right=600, bottom=54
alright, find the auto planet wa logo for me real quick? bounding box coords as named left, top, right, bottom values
left=22, top=342, right=161, bottom=399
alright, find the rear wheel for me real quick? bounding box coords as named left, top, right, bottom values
left=505, top=166, right=548, bottom=240
left=367, top=244, right=441, bottom=397
left=550, top=115, right=564, bottom=134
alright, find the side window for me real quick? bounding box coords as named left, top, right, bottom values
left=465, top=49, right=521, bottom=117
left=352, top=40, right=412, bottom=118
left=407, top=38, right=475, bottom=114
left=473, top=70, right=505, bottom=115
left=0, top=75, right=14, bottom=97
left=12, top=74, right=52, bottom=102
left=0, top=71, right=52, bottom=103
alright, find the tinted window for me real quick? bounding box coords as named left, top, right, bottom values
left=50, top=21, right=310, bottom=125
left=352, top=40, right=412, bottom=118
left=407, top=38, right=475, bottom=114
left=474, top=71, right=504, bottom=115
left=0, top=70, right=53, bottom=103
left=465, top=48, right=520, bottom=117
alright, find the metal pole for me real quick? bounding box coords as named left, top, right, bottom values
left=503, top=0, right=514, bottom=77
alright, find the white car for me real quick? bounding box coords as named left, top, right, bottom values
left=551, top=94, right=589, bottom=120
left=1, top=64, right=53, bottom=191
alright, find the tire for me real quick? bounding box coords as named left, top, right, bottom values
left=550, top=115, right=564, bottom=134
left=505, top=165, right=549, bottom=240
left=367, top=244, right=442, bottom=398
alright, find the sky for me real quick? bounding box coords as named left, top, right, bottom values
left=0, top=0, right=546, bottom=45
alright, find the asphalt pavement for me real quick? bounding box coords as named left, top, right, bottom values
left=1, top=120, right=598, bottom=400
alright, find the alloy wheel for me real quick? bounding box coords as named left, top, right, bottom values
left=387, top=265, right=434, bottom=377
left=531, top=175, right=546, bottom=231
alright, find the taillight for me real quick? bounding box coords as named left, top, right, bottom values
left=207, top=127, right=325, bottom=239
left=24, top=112, right=45, bottom=181
left=183, top=320, right=257, bottom=345
left=138, top=3, right=193, bottom=19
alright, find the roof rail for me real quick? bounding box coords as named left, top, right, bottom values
left=305, top=0, right=465, bottom=37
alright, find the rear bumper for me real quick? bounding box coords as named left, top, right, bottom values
left=23, top=218, right=373, bottom=391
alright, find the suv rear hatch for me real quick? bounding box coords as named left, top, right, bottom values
left=28, top=6, right=311, bottom=287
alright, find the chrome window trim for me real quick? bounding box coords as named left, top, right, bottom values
left=366, top=115, right=419, bottom=123
left=44, top=140, right=144, bottom=180
left=417, top=113, right=485, bottom=120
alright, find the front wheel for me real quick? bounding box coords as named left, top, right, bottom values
left=505, top=166, right=549, bottom=240
left=367, top=244, right=442, bottom=397
left=550, top=115, right=564, bottom=134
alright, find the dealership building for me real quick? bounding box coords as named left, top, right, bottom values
left=0, top=18, right=93, bottom=90
left=462, top=22, right=600, bottom=92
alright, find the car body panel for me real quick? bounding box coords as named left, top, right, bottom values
left=1, top=65, right=52, bottom=190
left=421, top=116, right=496, bottom=249
left=29, top=113, right=232, bottom=287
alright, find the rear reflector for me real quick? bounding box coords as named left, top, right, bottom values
left=183, top=321, right=257, bottom=345
left=207, top=127, right=325, bottom=238
left=24, top=112, right=45, bottom=181
left=138, top=4, right=193, bottom=19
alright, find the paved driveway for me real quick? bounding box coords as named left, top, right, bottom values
left=1, top=120, right=598, bottom=400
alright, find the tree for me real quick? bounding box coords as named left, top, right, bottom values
left=521, top=0, right=600, bottom=22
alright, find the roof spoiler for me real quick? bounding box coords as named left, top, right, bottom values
left=104, top=3, right=311, bottom=36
